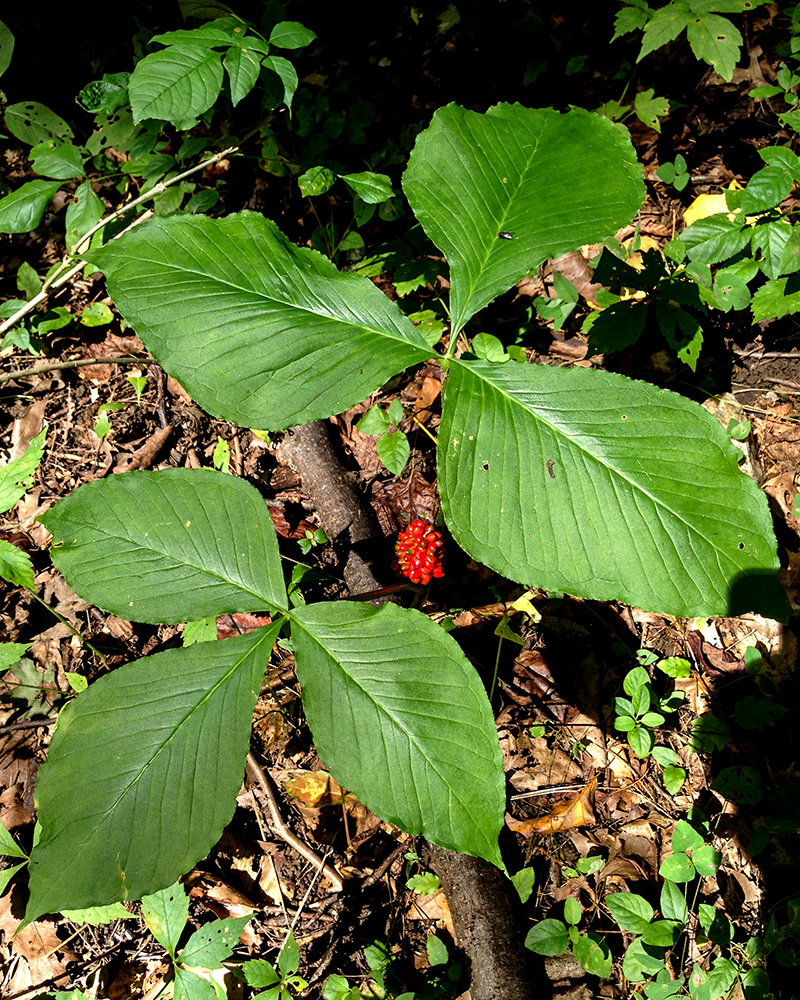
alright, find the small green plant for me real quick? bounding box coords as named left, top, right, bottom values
left=357, top=398, right=410, bottom=475
left=235, top=931, right=307, bottom=1000
left=614, top=654, right=686, bottom=759
left=656, top=153, right=690, bottom=191
left=612, top=1, right=766, bottom=83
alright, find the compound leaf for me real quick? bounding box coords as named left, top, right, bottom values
left=41, top=468, right=287, bottom=623
left=403, top=103, right=644, bottom=334
left=290, top=601, right=505, bottom=868
left=26, top=624, right=280, bottom=920
left=86, top=212, right=431, bottom=430
left=439, top=359, right=788, bottom=620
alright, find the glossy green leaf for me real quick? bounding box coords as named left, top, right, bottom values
left=0, top=180, right=61, bottom=234
left=376, top=429, right=410, bottom=475
left=606, top=891, right=654, bottom=933
left=26, top=624, right=280, bottom=920
left=86, top=213, right=431, bottom=430
left=660, top=880, right=688, bottom=923
left=4, top=101, right=73, bottom=144
left=0, top=19, right=14, bottom=77
left=663, top=765, right=686, bottom=794
left=692, top=844, right=721, bottom=876
left=573, top=931, right=612, bottom=978
left=642, top=919, right=681, bottom=947
left=269, top=21, right=316, bottom=48
left=524, top=918, right=569, bottom=956
left=142, top=881, right=189, bottom=957
left=340, top=171, right=393, bottom=204
left=741, top=167, right=794, bottom=215
left=510, top=866, right=535, bottom=903
left=0, top=539, right=35, bottom=592
left=403, top=103, right=644, bottom=333
left=223, top=46, right=261, bottom=105
left=262, top=55, right=298, bottom=107
left=438, top=359, right=788, bottom=619
left=298, top=165, right=335, bottom=197
left=65, top=180, right=106, bottom=252
left=129, top=46, right=224, bottom=124
left=563, top=896, right=581, bottom=925
left=659, top=852, right=695, bottom=883
left=41, top=469, right=287, bottom=623
left=672, top=820, right=704, bottom=852
left=290, top=601, right=505, bottom=867
left=178, top=914, right=252, bottom=968
left=686, top=14, right=742, bottom=81
left=30, top=140, right=85, bottom=180
left=680, top=215, right=748, bottom=265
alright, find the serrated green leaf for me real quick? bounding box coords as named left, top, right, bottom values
left=86, top=213, right=431, bottom=431
left=129, top=46, right=224, bottom=124
left=4, top=102, right=73, bottom=144
left=606, top=891, right=654, bottom=933
left=238, top=959, right=280, bottom=988
left=41, top=469, right=287, bottom=623
left=290, top=601, right=505, bottom=868
left=142, top=881, right=190, bottom=957
left=686, top=13, right=742, bottom=81
left=25, top=624, right=280, bottom=919
left=438, top=359, right=787, bottom=620
left=680, top=214, right=748, bottom=264
left=524, top=918, right=569, bottom=956
left=741, top=167, right=794, bottom=215
left=174, top=967, right=218, bottom=1000
left=403, top=103, right=644, bottom=334
left=751, top=275, right=800, bottom=322
left=178, top=914, right=252, bottom=969
left=634, top=88, right=669, bottom=132
left=183, top=617, right=218, bottom=646
left=0, top=180, right=62, bottom=234
left=638, top=3, right=692, bottom=60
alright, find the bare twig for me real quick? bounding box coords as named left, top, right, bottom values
left=245, top=751, right=344, bottom=893
left=0, top=717, right=56, bottom=736
left=0, top=356, right=147, bottom=386
left=0, top=143, right=239, bottom=339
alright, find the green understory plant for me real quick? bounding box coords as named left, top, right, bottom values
left=4, top=98, right=789, bottom=925
left=612, top=1, right=767, bottom=83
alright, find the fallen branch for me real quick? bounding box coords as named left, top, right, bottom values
left=273, top=418, right=542, bottom=1000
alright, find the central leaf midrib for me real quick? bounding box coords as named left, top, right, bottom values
left=457, top=361, right=738, bottom=560
left=48, top=627, right=276, bottom=886
left=117, top=253, right=433, bottom=357
left=293, top=619, right=490, bottom=831
left=139, top=47, right=220, bottom=116
left=73, top=520, right=282, bottom=610
left=453, top=115, right=547, bottom=332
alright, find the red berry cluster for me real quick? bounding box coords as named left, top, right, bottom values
left=393, top=520, right=445, bottom=585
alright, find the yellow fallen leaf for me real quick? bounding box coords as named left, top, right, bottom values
left=506, top=776, right=597, bottom=837
left=683, top=182, right=743, bottom=227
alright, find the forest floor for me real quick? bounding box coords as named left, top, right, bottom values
left=2, top=4, right=800, bottom=1000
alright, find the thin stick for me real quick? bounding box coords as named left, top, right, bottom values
left=0, top=356, right=147, bottom=386
left=245, top=752, right=344, bottom=893
left=0, top=142, right=238, bottom=338
left=0, top=717, right=56, bottom=735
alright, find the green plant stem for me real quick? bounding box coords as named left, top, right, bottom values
left=32, top=594, right=109, bottom=668
left=0, top=356, right=148, bottom=385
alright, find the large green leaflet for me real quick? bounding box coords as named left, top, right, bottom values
left=290, top=601, right=506, bottom=868
left=41, top=468, right=287, bottom=622
left=129, top=45, right=224, bottom=125
left=26, top=624, right=280, bottom=920
left=439, top=360, right=789, bottom=620
left=402, top=103, right=645, bottom=333
left=86, top=213, right=431, bottom=429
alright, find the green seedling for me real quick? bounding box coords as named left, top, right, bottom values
left=656, top=154, right=690, bottom=191
left=356, top=398, right=410, bottom=475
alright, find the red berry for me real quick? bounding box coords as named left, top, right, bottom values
left=394, top=520, right=445, bottom=585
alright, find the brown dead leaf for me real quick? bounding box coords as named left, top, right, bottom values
left=216, top=612, right=273, bottom=639
left=413, top=375, right=442, bottom=416
left=9, top=401, right=46, bottom=462
left=0, top=885, right=78, bottom=992
left=506, top=776, right=597, bottom=837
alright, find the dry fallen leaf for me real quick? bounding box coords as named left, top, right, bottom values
left=506, top=776, right=597, bottom=837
